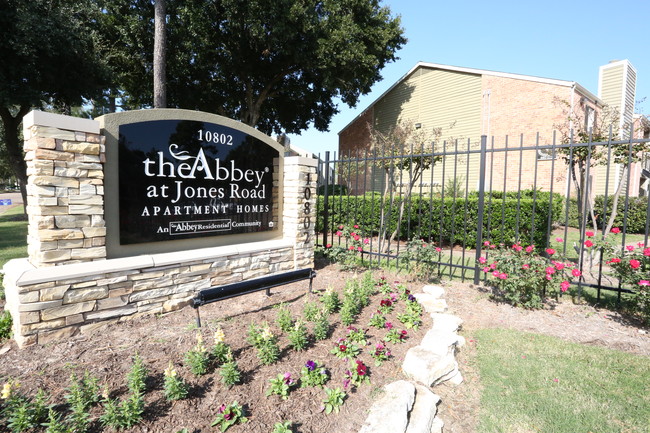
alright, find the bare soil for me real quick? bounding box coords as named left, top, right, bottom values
left=1, top=260, right=648, bottom=433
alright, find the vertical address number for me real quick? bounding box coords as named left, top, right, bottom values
left=303, top=172, right=312, bottom=245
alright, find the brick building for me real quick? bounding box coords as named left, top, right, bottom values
left=338, top=60, right=639, bottom=196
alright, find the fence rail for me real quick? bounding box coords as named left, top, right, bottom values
left=316, top=131, right=650, bottom=302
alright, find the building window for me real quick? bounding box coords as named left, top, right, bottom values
left=585, top=106, right=595, bottom=133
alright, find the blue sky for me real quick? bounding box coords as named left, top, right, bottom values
left=288, top=0, right=650, bottom=156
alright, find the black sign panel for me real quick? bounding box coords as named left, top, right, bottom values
left=118, top=120, right=278, bottom=244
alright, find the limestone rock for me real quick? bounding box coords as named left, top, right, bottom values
left=430, top=312, right=463, bottom=332
left=402, top=346, right=456, bottom=387
left=412, top=293, right=448, bottom=313
left=404, top=384, right=441, bottom=433
left=358, top=380, right=415, bottom=433
left=421, top=284, right=445, bottom=298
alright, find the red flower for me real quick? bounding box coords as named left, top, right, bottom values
left=644, top=248, right=650, bottom=257
left=584, top=240, right=593, bottom=247
left=546, top=248, right=555, bottom=255
left=626, top=245, right=635, bottom=252
left=380, top=299, right=392, bottom=308
left=522, top=264, right=530, bottom=270
left=353, top=224, right=359, bottom=229
left=526, top=245, right=535, bottom=253
left=611, top=227, right=621, bottom=234
left=607, top=257, right=621, bottom=264
left=356, top=360, right=367, bottom=376
left=339, top=344, right=347, bottom=352
left=435, top=247, right=442, bottom=252
left=585, top=231, right=594, bottom=237
left=572, top=269, right=582, bottom=277
left=545, top=266, right=556, bottom=275
left=560, top=281, right=570, bottom=292
left=555, top=262, right=565, bottom=270
left=630, top=259, right=641, bottom=269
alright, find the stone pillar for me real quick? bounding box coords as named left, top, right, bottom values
left=23, top=111, right=107, bottom=266
left=283, top=156, right=318, bottom=269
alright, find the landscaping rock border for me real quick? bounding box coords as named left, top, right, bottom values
left=358, top=284, right=464, bottom=433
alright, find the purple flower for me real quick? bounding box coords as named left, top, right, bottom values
left=283, top=372, right=294, bottom=385
left=217, top=404, right=226, bottom=413
left=407, top=294, right=416, bottom=302
left=305, top=360, right=316, bottom=371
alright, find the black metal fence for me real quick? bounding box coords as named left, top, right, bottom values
left=317, top=130, right=650, bottom=300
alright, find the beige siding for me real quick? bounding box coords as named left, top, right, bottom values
left=600, top=64, right=624, bottom=115
left=372, top=67, right=482, bottom=194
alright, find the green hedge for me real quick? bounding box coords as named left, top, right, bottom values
left=563, top=196, right=648, bottom=234
left=317, top=194, right=557, bottom=249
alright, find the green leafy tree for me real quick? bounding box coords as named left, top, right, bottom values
left=0, top=0, right=108, bottom=208
left=95, top=0, right=406, bottom=134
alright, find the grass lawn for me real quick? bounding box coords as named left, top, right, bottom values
left=0, top=205, right=27, bottom=270
left=475, top=328, right=650, bottom=433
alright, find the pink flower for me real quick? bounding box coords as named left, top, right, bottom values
left=353, top=235, right=360, bottom=241
left=483, top=267, right=491, bottom=273
left=435, top=247, right=442, bottom=252
left=545, top=266, right=556, bottom=275
left=492, top=270, right=500, bottom=277
left=572, top=269, right=582, bottom=277
left=644, top=248, right=650, bottom=257
left=479, top=257, right=487, bottom=264
left=385, top=322, right=393, bottom=330
left=526, top=245, right=535, bottom=253
left=326, top=243, right=332, bottom=248
left=627, top=245, right=635, bottom=252
left=546, top=248, right=555, bottom=255
left=498, top=272, right=507, bottom=280
left=357, top=246, right=362, bottom=252
left=335, top=231, right=343, bottom=237
left=607, top=257, right=621, bottom=264
left=490, top=262, right=497, bottom=269
left=348, top=246, right=355, bottom=251
left=584, top=240, right=593, bottom=248
left=585, top=231, right=594, bottom=237
left=489, top=244, right=496, bottom=249
left=555, top=262, right=565, bottom=271
left=555, top=237, right=564, bottom=242
left=353, top=224, right=359, bottom=229
left=639, top=280, right=650, bottom=286
left=522, top=264, right=530, bottom=270
left=611, top=227, right=620, bottom=234
left=545, top=274, right=552, bottom=281
left=338, top=225, right=344, bottom=230
left=630, top=259, right=641, bottom=269
left=364, top=238, right=370, bottom=244
left=483, top=241, right=490, bottom=246
left=560, top=281, right=570, bottom=292
left=512, top=244, right=523, bottom=252
left=350, top=232, right=356, bottom=237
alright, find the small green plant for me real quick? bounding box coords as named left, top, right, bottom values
left=249, top=323, right=281, bottom=365
left=127, top=353, right=148, bottom=394
left=184, top=332, right=211, bottom=375
left=99, top=389, right=144, bottom=431
left=64, top=371, right=100, bottom=432
left=368, top=312, right=386, bottom=329
left=1, top=384, right=49, bottom=433
left=343, top=360, right=370, bottom=388
left=266, top=373, right=295, bottom=400
left=275, top=303, right=294, bottom=332
left=375, top=276, right=391, bottom=294
left=43, top=408, right=73, bottom=433
left=300, top=360, right=329, bottom=388
left=163, top=362, right=189, bottom=401
left=287, top=319, right=309, bottom=351
left=377, top=298, right=394, bottom=314
left=312, top=310, right=331, bottom=341
left=272, top=420, right=294, bottom=433
left=320, top=287, right=341, bottom=313
left=396, top=310, right=422, bottom=330
left=384, top=326, right=408, bottom=344
left=219, top=353, right=241, bottom=387
left=345, top=326, right=368, bottom=346
left=212, top=327, right=231, bottom=366
left=322, top=387, right=346, bottom=414
left=370, top=342, right=391, bottom=366
left=330, top=337, right=360, bottom=359
left=302, top=300, right=320, bottom=322
left=0, top=309, right=13, bottom=341
left=211, top=401, right=248, bottom=432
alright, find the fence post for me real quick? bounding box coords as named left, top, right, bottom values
left=474, top=135, right=488, bottom=285
left=321, top=151, right=331, bottom=247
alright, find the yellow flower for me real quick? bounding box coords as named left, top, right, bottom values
left=195, top=332, right=206, bottom=351
left=261, top=326, right=274, bottom=341
left=214, top=328, right=225, bottom=344
left=164, top=361, right=177, bottom=378
left=1, top=382, right=12, bottom=399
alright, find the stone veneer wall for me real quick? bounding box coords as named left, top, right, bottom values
left=2, top=111, right=317, bottom=348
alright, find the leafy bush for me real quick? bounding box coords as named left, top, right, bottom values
left=318, top=191, right=559, bottom=249
left=563, top=195, right=648, bottom=234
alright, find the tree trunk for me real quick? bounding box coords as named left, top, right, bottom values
left=153, top=0, right=167, bottom=108
left=0, top=105, right=31, bottom=213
